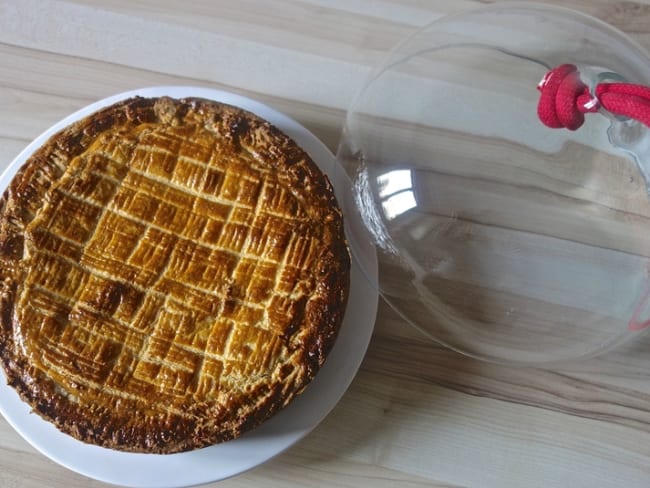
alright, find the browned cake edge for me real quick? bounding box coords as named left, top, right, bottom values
left=0, top=96, right=350, bottom=453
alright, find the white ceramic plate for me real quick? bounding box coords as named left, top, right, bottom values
left=0, top=87, right=379, bottom=488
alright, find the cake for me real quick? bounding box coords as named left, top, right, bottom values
left=0, top=96, right=350, bottom=453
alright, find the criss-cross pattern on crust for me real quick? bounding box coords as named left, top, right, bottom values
left=0, top=97, right=349, bottom=453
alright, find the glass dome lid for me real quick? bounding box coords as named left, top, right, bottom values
left=337, top=3, right=650, bottom=365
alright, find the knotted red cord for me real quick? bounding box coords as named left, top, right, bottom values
left=537, top=63, right=650, bottom=130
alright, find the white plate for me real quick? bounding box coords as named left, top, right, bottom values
left=0, top=87, right=379, bottom=488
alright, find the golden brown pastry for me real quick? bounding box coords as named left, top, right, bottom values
left=0, top=96, right=349, bottom=453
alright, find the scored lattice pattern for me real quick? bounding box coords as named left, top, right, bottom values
left=16, top=120, right=321, bottom=415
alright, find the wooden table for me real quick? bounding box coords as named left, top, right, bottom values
left=3, top=1, right=650, bottom=487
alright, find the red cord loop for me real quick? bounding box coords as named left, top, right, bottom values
left=537, top=64, right=598, bottom=131
left=537, top=64, right=650, bottom=131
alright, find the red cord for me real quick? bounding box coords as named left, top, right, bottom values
left=537, top=64, right=650, bottom=131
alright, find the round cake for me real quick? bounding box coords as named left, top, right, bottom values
left=0, top=96, right=350, bottom=453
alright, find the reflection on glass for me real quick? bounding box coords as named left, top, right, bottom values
left=376, top=169, right=417, bottom=220
left=377, top=169, right=412, bottom=197
left=381, top=190, right=417, bottom=220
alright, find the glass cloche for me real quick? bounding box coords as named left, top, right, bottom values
left=337, top=3, right=650, bottom=364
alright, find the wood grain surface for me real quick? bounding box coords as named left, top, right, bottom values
left=3, top=1, right=650, bottom=487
